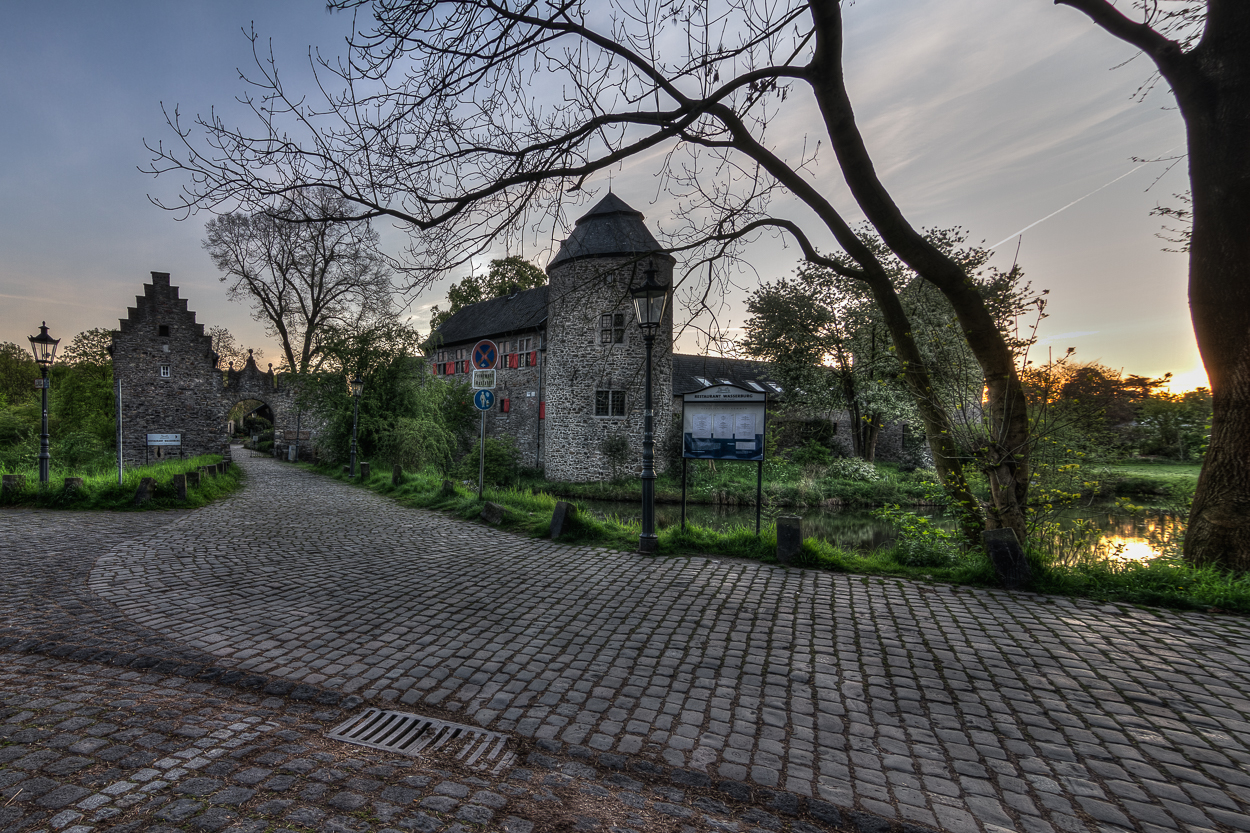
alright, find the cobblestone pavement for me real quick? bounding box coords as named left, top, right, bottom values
left=4, top=653, right=853, bottom=833
left=3, top=453, right=1249, bottom=833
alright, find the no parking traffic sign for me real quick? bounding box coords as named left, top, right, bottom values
left=472, top=339, right=498, bottom=370
left=473, top=389, right=495, bottom=410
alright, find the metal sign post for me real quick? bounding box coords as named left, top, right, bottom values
left=472, top=388, right=496, bottom=499
left=115, top=379, right=123, bottom=484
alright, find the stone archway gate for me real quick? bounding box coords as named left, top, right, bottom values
left=111, top=272, right=299, bottom=465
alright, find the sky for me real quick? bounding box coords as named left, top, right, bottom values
left=0, top=1, right=1204, bottom=391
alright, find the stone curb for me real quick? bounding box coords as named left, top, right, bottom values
left=0, top=635, right=933, bottom=833
left=0, top=636, right=365, bottom=711
left=521, top=738, right=939, bottom=833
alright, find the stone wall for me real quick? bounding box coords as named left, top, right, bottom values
left=543, top=255, right=674, bottom=482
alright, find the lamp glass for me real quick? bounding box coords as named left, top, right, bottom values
left=350, top=375, right=365, bottom=397
left=630, top=270, right=670, bottom=332
left=28, top=322, right=59, bottom=366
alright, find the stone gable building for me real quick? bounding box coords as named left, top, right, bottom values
left=110, top=271, right=298, bottom=464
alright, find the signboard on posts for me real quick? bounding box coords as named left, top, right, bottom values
left=681, top=384, right=767, bottom=461
left=146, top=433, right=182, bottom=446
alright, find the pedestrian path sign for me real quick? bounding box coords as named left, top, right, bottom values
left=473, top=389, right=495, bottom=410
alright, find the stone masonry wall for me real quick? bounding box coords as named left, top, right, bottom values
left=543, top=255, right=674, bottom=482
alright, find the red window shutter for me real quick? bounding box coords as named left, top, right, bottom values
left=539, top=401, right=545, bottom=419
left=509, top=353, right=518, bottom=369
left=445, top=362, right=453, bottom=375
left=529, top=350, right=537, bottom=366
left=502, top=398, right=510, bottom=413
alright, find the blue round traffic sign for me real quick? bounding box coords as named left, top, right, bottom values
left=473, top=389, right=495, bottom=410
left=472, top=339, right=498, bottom=370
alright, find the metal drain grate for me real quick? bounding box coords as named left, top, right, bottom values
left=328, top=708, right=516, bottom=774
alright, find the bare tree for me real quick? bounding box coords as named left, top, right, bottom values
left=207, top=325, right=262, bottom=371
left=202, top=188, right=397, bottom=374
left=147, top=2, right=1077, bottom=543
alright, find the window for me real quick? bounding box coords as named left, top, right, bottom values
left=599, top=312, right=625, bottom=344
left=595, top=390, right=626, bottom=417
left=718, top=378, right=733, bottom=385
left=694, top=376, right=712, bottom=387
left=158, top=325, right=170, bottom=337
left=746, top=381, right=766, bottom=392
left=160, top=365, right=171, bottom=378
left=767, top=381, right=784, bottom=393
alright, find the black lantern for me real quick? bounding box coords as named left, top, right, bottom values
left=630, top=269, right=669, bottom=553
left=28, top=322, right=60, bottom=484
left=28, top=322, right=59, bottom=366
left=630, top=269, right=670, bottom=334
left=350, top=374, right=365, bottom=398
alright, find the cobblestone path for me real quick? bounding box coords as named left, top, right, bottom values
left=9, top=453, right=1250, bottom=832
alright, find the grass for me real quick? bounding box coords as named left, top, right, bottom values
left=0, top=455, right=242, bottom=510
left=520, top=457, right=942, bottom=508
left=1104, top=460, right=1202, bottom=497
left=310, top=459, right=1250, bottom=616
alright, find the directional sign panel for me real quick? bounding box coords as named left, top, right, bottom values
left=473, top=389, right=496, bottom=411
left=472, top=339, right=498, bottom=370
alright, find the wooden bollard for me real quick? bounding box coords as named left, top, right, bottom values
left=2, top=474, right=27, bottom=495
left=133, top=477, right=157, bottom=505
left=173, top=473, right=187, bottom=500
left=441, top=480, right=457, bottom=497
left=204, top=465, right=217, bottom=478
left=549, top=501, right=577, bottom=539
left=186, top=471, right=200, bottom=489
left=360, top=462, right=371, bottom=480
left=63, top=477, right=84, bottom=494
left=392, top=464, right=403, bottom=486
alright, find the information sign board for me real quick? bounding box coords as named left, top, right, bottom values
left=33, top=378, right=50, bottom=389
left=282, top=430, right=312, bottom=441
left=681, top=385, right=766, bottom=461
left=146, top=433, right=182, bottom=446
left=471, top=369, right=496, bottom=390
left=472, top=339, right=498, bottom=370
left=473, top=389, right=496, bottom=411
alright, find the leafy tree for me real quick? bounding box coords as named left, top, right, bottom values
left=52, top=328, right=116, bottom=445
left=0, top=342, right=39, bottom=408
left=428, top=257, right=547, bottom=336
left=202, top=187, right=397, bottom=373
left=305, top=319, right=476, bottom=470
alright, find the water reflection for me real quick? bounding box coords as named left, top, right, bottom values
left=580, top=499, right=1183, bottom=561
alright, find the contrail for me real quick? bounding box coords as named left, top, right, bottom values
left=989, top=148, right=1181, bottom=250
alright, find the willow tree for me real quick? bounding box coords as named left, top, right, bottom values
left=148, top=1, right=1068, bottom=542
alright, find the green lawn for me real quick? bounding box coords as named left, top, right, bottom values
left=1104, top=460, right=1202, bottom=497
left=0, top=455, right=241, bottom=510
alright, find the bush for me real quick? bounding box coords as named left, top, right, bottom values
left=456, top=436, right=522, bottom=486
left=828, top=457, right=880, bottom=482
left=791, top=439, right=834, bottom=467
left=875, top=505, right=963, bottom=567
left=601, top=433, right=631, bottom=480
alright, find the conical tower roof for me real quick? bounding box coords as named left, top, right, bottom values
left=547, top=194, right=669, bottom=270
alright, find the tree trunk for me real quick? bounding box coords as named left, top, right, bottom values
left=1177, top=12, right=1250, bottom=570
left=863, top=411, right=882, bottom=463
left=809, top=0, right=1028, bottom=542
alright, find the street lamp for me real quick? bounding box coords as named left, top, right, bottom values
left=349, top=374, right=364, bottom=477
left=630, top=268, right=670, bottom=553
left=28, top=322, right=60, bottom=485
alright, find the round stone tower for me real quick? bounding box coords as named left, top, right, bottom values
left=543, top=195, right=675, bottom=482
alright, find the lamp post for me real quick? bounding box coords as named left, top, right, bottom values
left=630, top=269, right=670, bottom=553
left=28, top=322, right=60, bottom=485
left=349, top=374, right=364, bottom=477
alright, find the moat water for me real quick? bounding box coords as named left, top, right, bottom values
left=579, top=499, right=1182, bottom=562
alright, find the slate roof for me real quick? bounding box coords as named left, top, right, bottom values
left=432, top=285, right=549, bottom=347
left=672, top=354, right=783, bottom=396
left=548, top=194, right=671, bottom=269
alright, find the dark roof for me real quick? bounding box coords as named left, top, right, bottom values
left=672, top=354, right=783, bottom=396
left=433, top=285, right=548, bottom=347
left=548, top=194, right=671, bottom=269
